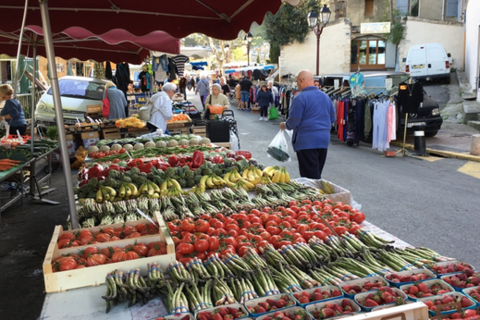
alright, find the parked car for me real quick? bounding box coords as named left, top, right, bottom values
left=403, top=43, right=451, bottom=84
left=319, top=71, right=443, bottom=137
left=35, top=76, right=107, bottom=128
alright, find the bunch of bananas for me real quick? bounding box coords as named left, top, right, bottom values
left=116, top=182, right=139, bottom=200
left=137, top=180, right=162, bottom=198
left=234, top=178, right=256, bottom=191
left=319, top=180, right=335, bottom=194
left=160, top=178, right=183, bottom=195
left=242, top=165, right=263, bottom=185
left=263, top=166, right=280, bottom=178
left=267, top=166, right=291, bottom=183
left=95, top=186, right=117, bottom=203
left=199, top=174, right=230, bottom=189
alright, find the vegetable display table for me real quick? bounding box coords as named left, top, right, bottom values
left=39, top=221, right=412, bottom=320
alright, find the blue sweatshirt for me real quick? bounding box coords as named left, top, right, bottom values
left=256, top=89, right=273, bottom=107
left=1, top=99, right=26, bottom=127
left=285, top=86, right=336, bottom=152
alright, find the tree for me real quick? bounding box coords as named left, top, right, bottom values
left=263, top=0, right=323, bottom=63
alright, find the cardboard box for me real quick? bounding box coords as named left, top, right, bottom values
left=102, top=128, right=121, bottom=140
left=80, top=131, right=99, bottom=139
left=83, top=138, right=99, bottom=149
left=66, top=134, right=74, bottom=141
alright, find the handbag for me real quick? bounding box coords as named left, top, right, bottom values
left=138, top=92, right=160, bottom=121
left=102, top=89, right=110, bottom=118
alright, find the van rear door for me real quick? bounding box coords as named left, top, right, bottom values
left=406, top=46, right=427, bottom=77
left=426, top=44, right=448, bottom=77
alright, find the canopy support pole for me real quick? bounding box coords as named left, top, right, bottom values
left=13, top=0, right=29, bottom=97
left=39, top=0, right=79, bottom=229
left=31, top=34, right=37, bottom=155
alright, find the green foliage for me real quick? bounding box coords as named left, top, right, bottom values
left=46, top=126, right=58, bottom=140
left=269, top=44, right=280, bottom=64
left=264, top=0, right=320, bottom=48
left=388, top=22, right=404, bottom=45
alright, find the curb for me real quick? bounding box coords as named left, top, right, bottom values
left=390, top=141, right=480, bottom=163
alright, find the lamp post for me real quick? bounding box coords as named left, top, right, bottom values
left=244, top=32, right=253, bottom=66
left=307, top=5, right=331, bottom=76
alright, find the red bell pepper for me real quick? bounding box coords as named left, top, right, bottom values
left=168, top=155, right=179, bottom=167
left=87, top=164, right=104, bottom=178
left=155, top=162, right=171, bottom=171
left=192, top=151, right=204, bottom=168
left=213, top=155, right=224, bottom=164
left=128, top=159, right=144, bottom=168
left=139, top=162, right=154, bottom=173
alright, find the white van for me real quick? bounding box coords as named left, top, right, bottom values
left=403, top=43, right=452, bottom=84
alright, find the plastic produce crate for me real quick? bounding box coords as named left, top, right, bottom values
left=416, top=292, right=477, bottom=316
left=291, top=285, right=344, bottom=307
left=399, top=279, right=454, bottom=302
left=354, top=288, right=407, bottom=312
left=256, top=306, right=312, bottom=320
left=243, top=293, right=296, bottom=317
left=194, top=303, right=249, bottom=319
left=305, top=298, right=361, bottom=320
left=384, top=268, right=436, bottom=287
left=462, top=286, right=480, bottom=307
left=424, top=260, right=475, bottom=278
left=339, top=276, right=389, bottom=299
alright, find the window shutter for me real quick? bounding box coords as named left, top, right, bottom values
left=446, top=0, right=458, bottom=17
left=396, top=0, right=409, bottom=14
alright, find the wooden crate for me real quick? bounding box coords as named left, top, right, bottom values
left=102, top=127, right=121, bottom=140
left=215, top=142, right=231, bottom=149
left=190, top=126, right=206, bottom=138
left=43, top=212, right=175, bottom=293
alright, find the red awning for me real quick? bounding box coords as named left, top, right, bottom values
left=0, top=26, right=180, bottom=64
left=0, top=0, right=284, bottom=40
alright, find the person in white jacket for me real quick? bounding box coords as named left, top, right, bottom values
left=147, top=82, right=176, bottom=134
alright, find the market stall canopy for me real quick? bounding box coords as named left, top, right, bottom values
left=0, top=0, right=294, bottom=40
left=0, top=26, right=180, bottom=64
left=224, top=65, right=275, bottom=74
left=151, top=47, right=212, bottom=60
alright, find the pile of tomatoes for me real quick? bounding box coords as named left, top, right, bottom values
left=52, top=241, right=167, bottom=272
left=57, top=223, right=159, bottom=249
left=167, top=199, right=365, bottom=265
left=89, top=148, right=127, bottom=159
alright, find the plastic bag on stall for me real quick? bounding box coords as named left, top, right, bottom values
left=267, top=129, right=291, bottom=162
left=230, top=130, right=239, bottom=151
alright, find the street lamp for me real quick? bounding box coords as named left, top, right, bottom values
left=307, top=5, right=331, bottom=76
left=244, top=32, right=253, bottom=66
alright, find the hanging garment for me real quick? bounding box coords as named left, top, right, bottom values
left=105, top=61, right=113, bottom=80
left=337, top=100, right=345, bottom=142
left=364, top=100, right=373, bottom=140
left=372, top=100, right=390, bottom=152
left=172, top=54, right=190, bottom=77
left=346, top=99, right=356, bottom=146
left=115, top=62, right=130, bottom=94
left=167, top=58, right=177, bottom=81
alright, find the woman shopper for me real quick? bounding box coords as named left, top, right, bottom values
left=220, top=77, right=230, bottom=95
left=0, top=84, right=27, bottom=135
left=105, top=82, right=127, bottom=120
left=205, top=83, right=230, bottom=118
left=256, top=84, right=273, bottom=121
left=147, top=82, right=176, bottom=134
left=179, top=77, right=188, bottom=100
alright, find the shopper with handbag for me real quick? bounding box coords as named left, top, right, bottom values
left=204, top=83, right=230, bottom=119
left=104, top=82, right=127, bottom=120
left=147, top=82, right=176, bottom=134
left=256, top=84, right=273, bottom=121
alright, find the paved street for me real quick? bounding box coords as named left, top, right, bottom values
left=187, top=89, right=480, bottom=269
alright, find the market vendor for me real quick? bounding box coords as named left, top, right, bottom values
left=0, top=84, right=27, bottom=135
left=147, top=82, right=176, bottom=134
left=205, top=83, right=229, bottom=117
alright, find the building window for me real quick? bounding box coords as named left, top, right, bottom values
left=365, top=0, right=374, bottom=17
left=334, top=1, right=347, bottom=20
left=446, top=0, right=459, bottom=17
left=351, top=38, right=386, bottom=70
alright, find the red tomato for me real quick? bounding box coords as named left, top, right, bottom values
left=249, top=216, right=262, bottom=225
left=278, top=240, right=292, bottom=247
left=303, top=231, right=315, bottom=241
left=259, top=231, right=272, bottom=241
left=195, top=219, right=210, bottom=233
left=177, top=243, right=194, bottom=255
left=213, top=213, right=225, bottom=221
left=208, top=236, right=220, bottom=251
left=349, top=223, right=362, bottom=234
left=212, top=229, right=228, bottom=237
left=256, top=240, right=269, bottom=251
left=197, top=234, right=210, bottom=241
left=270, top=235, right=282, bottom=248
left=351, top=211, right=366, bottom=224
left=206, top=227, right=215, bottom=235
left=180, top=219, right=196, bottom=232
left=194, top=239, right=209, bottom=252
left=267, top=215, right=282, bottom=224
left=227, top=230, right=238, bottom=238
left=212, top=221, right=224, bottom=229
left=250, top=209, right=262, bottom=216
left=167, top=222, right=178, bottom=233
left=238, top=245, right=252, bottom=257
left=182, top=234, right=198, bottom=244
left=265, top=221, right=277, bottom=228
left=196, top=252, right=207, bottom=261
left=172, top=236, right=182, bottom=247
left=266, top=226, right=281, bottom=236
left=297, top=225, right=309, bottom=233
left=221, top=237, right=237, bottom=248
left=313, top=230, right=327, bottom=241
left=334, top=226, right=349, bottom=236
left=221, top=245, right=236, bottom=256
left=250, top=235, right=263, bottom=243
left=225, top=224, right=240, bottom=232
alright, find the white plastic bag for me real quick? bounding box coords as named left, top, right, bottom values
left=267, top=129, right=291, bottom=162
left=230, top=130, right=239, bottom=151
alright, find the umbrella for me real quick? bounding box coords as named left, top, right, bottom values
left=0, top=0, right=298, bottom=229
left=0, top=26, right=180, bottom=64
left=0, top=0, right=296, bottom=40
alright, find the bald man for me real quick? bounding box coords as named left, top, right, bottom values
left=280, top=70, right=336, bottom=179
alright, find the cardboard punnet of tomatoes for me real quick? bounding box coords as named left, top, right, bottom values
left=167, top=199, right=365, bottom=264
